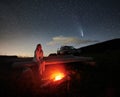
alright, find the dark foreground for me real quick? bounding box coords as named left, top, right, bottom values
left=0, top=51, right=119, bottom=97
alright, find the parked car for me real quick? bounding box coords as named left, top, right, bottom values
left=57, top=46, right=81, bottom=56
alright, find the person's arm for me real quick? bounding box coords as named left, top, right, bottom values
left=40, top=50, right=43, bottom=59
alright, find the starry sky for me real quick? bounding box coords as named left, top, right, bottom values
left=0, top=0, right=120, bottom=57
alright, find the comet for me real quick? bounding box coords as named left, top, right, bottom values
left=80, top=28, right=84, bottom=37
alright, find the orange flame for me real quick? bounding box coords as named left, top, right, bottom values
left=44, top=64, right=66, bottom=82
left=53, top=72, right=65, bottom=81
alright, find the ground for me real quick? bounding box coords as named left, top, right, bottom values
left=0, top=51, right=119, bottom=97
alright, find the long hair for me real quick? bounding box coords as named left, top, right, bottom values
left=34, top=44, right=43, bottom=62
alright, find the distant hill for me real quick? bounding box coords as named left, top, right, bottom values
left=79, top=38, right=120, bottom=55
left=0, top=55, right=18, bottom=61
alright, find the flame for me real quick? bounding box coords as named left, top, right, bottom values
left=53, top=73, right=65, bottom=81
left=50, top=72, right=65, bottom=81
left=44, top=64, right=66, bottom=82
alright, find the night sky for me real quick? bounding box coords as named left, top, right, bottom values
left=0, top=0, right=120, bottom=56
